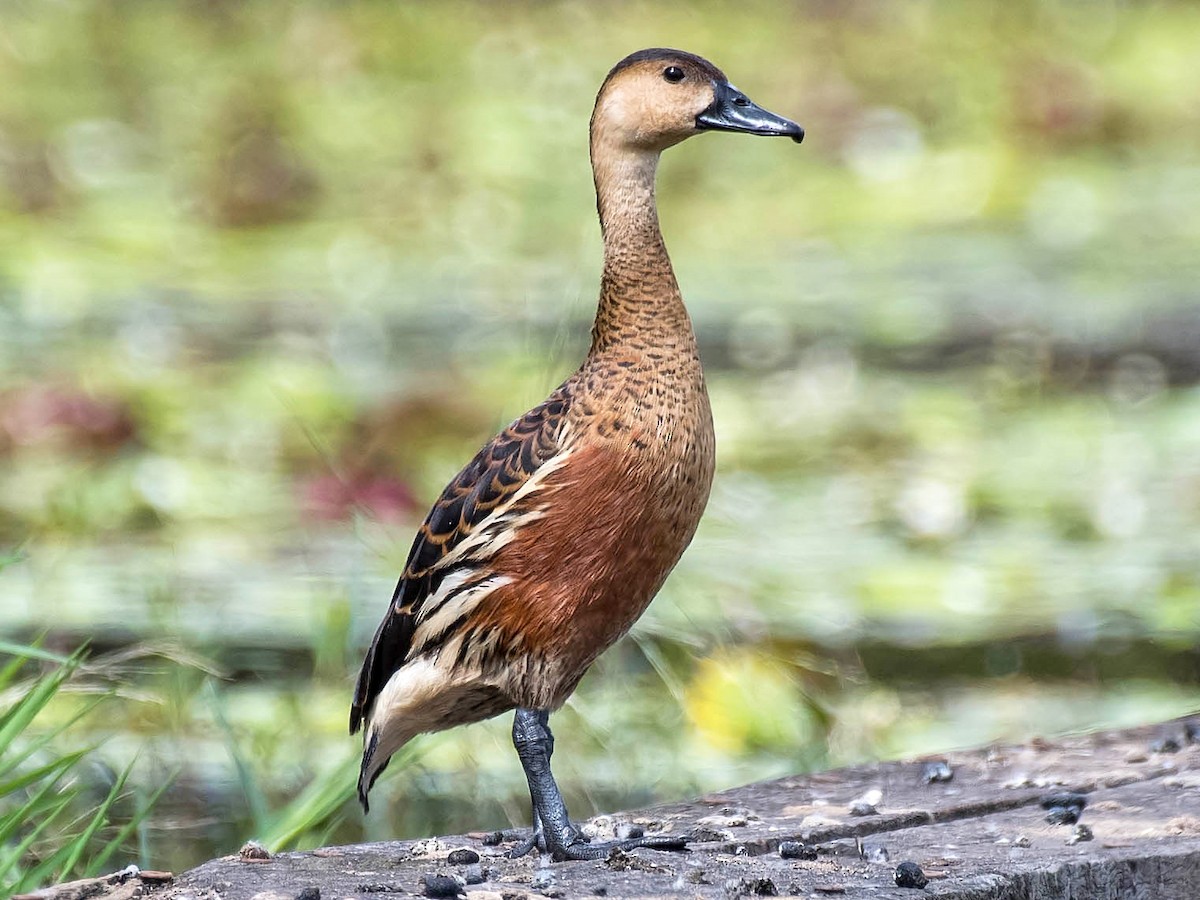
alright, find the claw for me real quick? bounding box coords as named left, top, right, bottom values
left=506, top=832, right=541, bottom=860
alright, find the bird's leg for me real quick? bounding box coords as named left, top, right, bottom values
left=508, top=708, right=584, bottom=858
left=508, top=707, right=687, bottom=862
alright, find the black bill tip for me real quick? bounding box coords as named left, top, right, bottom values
left=697, top=81, right=803, bottom=144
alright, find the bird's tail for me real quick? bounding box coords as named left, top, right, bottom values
left=357, top=729, right=387, bottom=813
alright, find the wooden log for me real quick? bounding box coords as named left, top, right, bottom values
left=32, top=715, right=1200, bottom=900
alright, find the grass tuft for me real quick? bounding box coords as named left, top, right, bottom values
left=0, top=642, right=169, bottom=896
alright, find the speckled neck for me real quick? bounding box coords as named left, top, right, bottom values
left=588, top=143, right=693, bottom=356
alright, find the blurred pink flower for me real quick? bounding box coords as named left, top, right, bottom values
left=300, top=471, right=420, bottom=523
left=0, top=386, right=136, bottom=453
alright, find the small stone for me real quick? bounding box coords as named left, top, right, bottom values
left=779, top=841, right=817, bottom=861
left=921, top=761, right=953, bottom=784
left=724, top=877, right=777, bottom=898
left=593, top=888, right=608, bottom=897
left=1013, top=835, right=1032, bottom=848
left=239, top=841, right=271, bottom=861
left=1045, top=806, right=1081, bottom=825
left=615, top=822, right=644, bottom=840
left=862, top=843, right=890, bottom=864
left=1101, top=771, right=1139, bottom=788
left=481, top=832, right=504, bottom=847
left=530, top=870, right=555, bottom=891
left=684, top=868, right=711, bottom=884
left=1041, top=792, right=1087, bottom=825
left=849, top=789, right=882, bottom=816
left=1067, top=824, right=1094, bottom=845
left=295, top=889, right=320, bottom=900
left=422, top=875, right=464, bottom=899
left=894, top=862, right=928, bottom=889
left=448, top=849, right=481, bottom=866
left=412, top=839, right=448, bottom=857
left=462, top=865, right=485, bottom=886
left=1041, top=792, right=1087, bottom=812
left=1151, top=735, right=1182, bottom=754
left=1184, top=720, right=1200, bottom=744
left=1166, top=816, right=1200, bottom=835
left=715, top=811, right=753, bottom=825
left=582, top=816, right=615, bottom=840
left=1124, top=749, right=1149, bottom=764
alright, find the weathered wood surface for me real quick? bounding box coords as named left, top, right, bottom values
left=30, top=715, right=1200, bottom=900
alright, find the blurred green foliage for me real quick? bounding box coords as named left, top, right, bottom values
left=1, top=0, right=1199, bottom=877
left=0, top=639, right=168, bottom=894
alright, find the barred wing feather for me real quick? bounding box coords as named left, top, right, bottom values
left=349, top=386, right=572, bottom=734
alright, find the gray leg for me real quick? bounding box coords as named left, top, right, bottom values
left=507, top=707, right=687, bottom=862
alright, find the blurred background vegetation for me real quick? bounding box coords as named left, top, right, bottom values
left=2, top=0, right=1199, bottom=881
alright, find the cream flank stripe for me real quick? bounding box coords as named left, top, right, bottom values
left=389, top=430, right=578, bottom=665
left=365, top=430, right=578, bottom=774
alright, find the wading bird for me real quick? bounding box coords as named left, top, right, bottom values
left=351, top=48, right=802, bottom=861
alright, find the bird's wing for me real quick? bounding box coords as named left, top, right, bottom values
left=349, top=385, right=573, bottom=734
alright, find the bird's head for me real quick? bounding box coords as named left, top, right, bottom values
left=590, top=48, right=804, bottom=154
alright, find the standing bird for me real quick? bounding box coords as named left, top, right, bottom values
left=350, top=48, right=802, bottom=861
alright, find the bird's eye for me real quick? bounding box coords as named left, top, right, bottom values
left=663, top=66, right=685, bottom=84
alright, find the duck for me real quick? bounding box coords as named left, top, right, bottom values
left=350, top=47, right=802, bottom=862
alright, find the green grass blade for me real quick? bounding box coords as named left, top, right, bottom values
left=0, top=763, right=75, bottom=846
left=87, top=771, right=175, bottom=873
left=0, top=781, right=78, bottom=896
left=0, top=640, right=168, bottom=893
left=0, top=698, right=106, bottom=783
left=0, top=748, right=87, bottom=812
left=260, top=751, right=358, bottom=851
left=0, top=651, right=85, bottom=751
left=0, top=641, right=72, bottom=666
left=0, top=654, right=28, bottom=694
left=53, top=760, right=134, bottom=878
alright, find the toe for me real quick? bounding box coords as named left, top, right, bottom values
left=550, top=834, right=688, bottom=862
left=507, top=829, right=543, bottom=859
